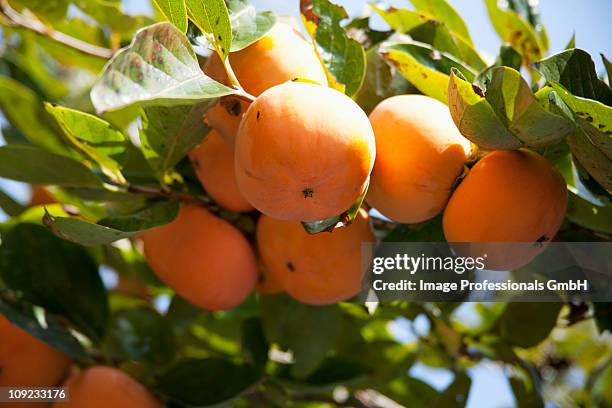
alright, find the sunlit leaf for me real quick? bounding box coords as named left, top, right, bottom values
left=227, top=0, right=276, bottom=52
left=152, top=0, right=188, bottom=32
left=382, top=41, right=476, bottom=104
left=373, top=5, right=485, bottom=70
left=185, top=0, right=232, bottom=58
left=301, top=0, right=366, bottom=96
left=45, top=104, right=128, bottom=183
left=484, top=0, right=546, bottom=64
left=448, top=67, right=574, bottom=149
left=90, top=22, right=234, bottom=113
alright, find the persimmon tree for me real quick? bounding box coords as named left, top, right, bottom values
left=0, top=0, right=611, bottom=407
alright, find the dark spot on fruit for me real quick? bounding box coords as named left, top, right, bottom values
left=217, top=35, right=222, bottom=41
left=302, top=188, right=313, bottom=199
left=598, top=124, right=605, bottom=129
left=221, top=48, right=226, bottom=54
left=287, top=261, right=295, bottom=271
left=534, top=235, right=550, bottom=248
left=222, top=98, right=242, bottom=116
left=215, top=16, right=219, bottom=25
left=585, top=116, right=593, bottom=122
left=256, top=111, right=261, bottom=120
left=192, top=159, right=200, bottom=169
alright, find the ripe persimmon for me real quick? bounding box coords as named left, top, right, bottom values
left=189, top=129, right=254, bottom=212
left=29, top=185, right=56, bottom=207
left=53, top=366, right=163, bottom=408
left=367, top=95, right=472, bottom=223
left=235, top=82, right=376, bottom=222
left=256, top=209, right=375, bottom=305
left=443, top=149, right=568, bottom=270
left=141, top=204, right=257, bottom=310
left=204, top=22, right=327, bottom=146
left=0, top=315, right=71, bottom=408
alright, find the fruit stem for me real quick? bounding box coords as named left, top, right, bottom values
left=221, top=54, right=243, bottom=90
left=231, top=87, right=256, bottom=104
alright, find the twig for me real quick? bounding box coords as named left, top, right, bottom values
left=0, top=0, right=113, bottom=59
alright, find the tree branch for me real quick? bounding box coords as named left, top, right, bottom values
left=0, top=0, right=113, bottom=59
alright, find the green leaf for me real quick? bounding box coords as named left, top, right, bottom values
left=534, top=49, right=612, bottom=106
left=593, top=303, right=612, bottom=334
left=241, top=317, right=269, bottom=367
left=90, top=22, right=234, bottom=113
left=43, top=200, right=179, bottom=246
left=185, top=0, right=232, bottom=58
left=279, top=358, right=369, bottom=392
left=302, top=182, right=368, bottom=234
left=345, top=16, right=392, bottom=50
left=565, top=33, right=576, bottom=50
left=157, top=358, right=263, bottom=406
left=603, top=54, right=612, bottom=85
left=382, top=42, right=476, bottom=104
left=354, top=49, right=415, bottom=114
left=0, top=188, right=25, bottom=217
left=567, top=127, right=612, bottom=191
left=9, top=0, right=69, bottom=22
left=540, top=76, right=612, bottom=191
left=0, top=76, right=71, bottom=155
left=0, top=223, right=109, bottom=341
left=0, top=295, right=88, bottom=359
left=566, top=192, right=612, bottom=234
left=447, top=68, right=574, bottom=149
left=0, top=145, right=101, bottom=187
left=434, top=371, right=471, bottom=408
left=383, top=377, right=439, bottom=407
left=227, top=0, right=276, bottom=52
left=484, top=67, right=575, bottom=147
left=474, top=45, right=522, bottom=90
left=448, top=70, right=521, bottom=149
left=372, top=5, right=485, bottom=70
left=104, top=307, right=175, bottom=365
left=261, top=294, right=341, bottom=378
left=383, top=215, right=445, bottom=242
left=497, top=302, right=562, bottom=348
left=484, top=0, right=546, bottom=64
left=152, top=0, right=188, bottom=32
left=409, top=0, right=473, bottom=45
left=140, top=103, right=211, bottom=176
left=301, top=0, right=366, bottom=96
left=45, top=104, right=128, bottom=183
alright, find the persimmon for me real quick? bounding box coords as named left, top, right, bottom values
left=141, top=204, right=257, bottom=310
left=235, top=82, right=376, bottom=222
left=256, top=209, right=375, bottom=305
left=29, top=185, right=56, bottom=207
left=203, top=22, right=327, bottom=146
left=443, top=149, right=568, bottom=270
left=189, top=129, right=253, bottom=212
left=0, top=315, right=71, bottom=408
left=367, top=95, right=472, bottom=223
left=255, top=261, right=284, bottom=295
left=53, top=366, right=162, bottom=408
